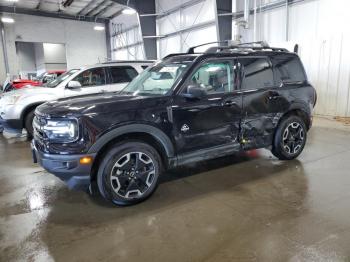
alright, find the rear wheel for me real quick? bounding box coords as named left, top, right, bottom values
left=272, top=115, right=307, bottom=160
left=24, top=109, right=35, bottom=139
left=97, top=141, right=162, bottom=206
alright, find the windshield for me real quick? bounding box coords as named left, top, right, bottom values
left=120, top=61, right=191, bottom=96
left=36, top=72, right=47, bottom=81
left=46, top=69, right=79, bottom=88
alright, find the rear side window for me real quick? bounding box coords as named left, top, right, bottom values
left=110, top=66, right=138, bottom=84
left=239, top=58, right=274, bottom=90
left=273, top=55, right=306, bottom=84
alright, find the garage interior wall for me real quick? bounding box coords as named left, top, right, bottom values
left=235, top=0, right=350, bottom=117
left=156, top=0, right=217, bottom=58
left=0, top=13, right=107, bottom=83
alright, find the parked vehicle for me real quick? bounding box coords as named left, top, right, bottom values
left=4, top=71, right=66, bottom=92
left=0, top=61, right=153, bottom=136
left=32, top=42, right=316, bottom=206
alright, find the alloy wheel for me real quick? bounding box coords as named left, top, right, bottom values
left=110, top=152, right=156, bottom=199
left=282, top=122, right=305, bottom=155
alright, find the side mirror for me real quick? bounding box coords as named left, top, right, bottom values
left=182, top=84, right=206, bottom=100
left=67, top=80, right=82, bottom=89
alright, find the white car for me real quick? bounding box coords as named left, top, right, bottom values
left=0, top=61, right=153, bottom=137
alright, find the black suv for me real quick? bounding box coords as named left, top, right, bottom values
left=32, top=42, right=316, bottom=206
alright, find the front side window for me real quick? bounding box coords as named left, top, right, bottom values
left=189, top=61, right=233, bottom=95
left=73, top=68, right=106, bottom=87
left=110, top=66, right=138, bottom=84
left=46, top=69, right=79, bottom=88
left=239, top=58, right=274, bottom=90
left=273, top=55, right=306, bottom=84
left=121, top=60, right=191, bottom=96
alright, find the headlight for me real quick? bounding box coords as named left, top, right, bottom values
left=42, top=119, right=78, bottom=142
left=5, top=95, right=21, bottom=105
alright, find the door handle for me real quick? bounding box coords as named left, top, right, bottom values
left=101, top=89, right=107, bottom=93
left=223, top=100, right=237, bottom=107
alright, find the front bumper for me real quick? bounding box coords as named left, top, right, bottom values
left=31, top=141, right=96, bottom=190
left=2, top=118, right=22, bottom=134
left=0, top=116, right=3, bottom=132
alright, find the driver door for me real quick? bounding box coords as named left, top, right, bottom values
left=64, top=67, right=108, bottom=97
left=171, top=59, right=242, bottom=154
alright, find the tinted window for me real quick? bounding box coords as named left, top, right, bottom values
left=73, top=68, right=106, bottom=87
left=110, top=66, right=138, bottom=84
left=240, top=58, right=274, bottom=90
left=190, top=61, right=234, bottom=95
left=273, top=55, right=306, bottom=84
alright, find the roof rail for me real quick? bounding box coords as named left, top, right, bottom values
left=204, top=44, right=288, bottom=54
left=186, top=41, right=230, bottom=54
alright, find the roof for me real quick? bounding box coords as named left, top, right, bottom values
left=0, top=0, right=124, bottom=21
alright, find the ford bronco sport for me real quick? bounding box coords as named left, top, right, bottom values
left=32, top=42, right=317, bottom=206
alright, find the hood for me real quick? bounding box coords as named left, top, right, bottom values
left=1, top=86, right=56, bottom=98
left=36, top=93, right=146, bottom=117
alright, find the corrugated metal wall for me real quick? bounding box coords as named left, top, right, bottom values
left=238, top=0, right=350, bottom=117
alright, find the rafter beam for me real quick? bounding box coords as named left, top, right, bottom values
left=77, top=0, right=95, bottom=16
left=94, top=2, right=114, bottom=18
left=0, top=5, right=108, bottom=23
left=85, top=0, right=109, bottom=17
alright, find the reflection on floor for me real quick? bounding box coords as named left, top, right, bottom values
left=1, top=116, right=350, bottom=261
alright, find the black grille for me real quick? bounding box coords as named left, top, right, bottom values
left=33, top=115, right=47, bottom=140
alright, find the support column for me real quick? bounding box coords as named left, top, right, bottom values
left=0, top=22, right=9, bottom=74
left=105, top=20, right=112, bottom=61
left=134, top=0, right=157, bottom=59
left=215, top=0, right=232, bottom=42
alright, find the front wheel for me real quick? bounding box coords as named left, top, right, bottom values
left=97, top=141, right=162, bottom=206
left=271, top=115, right=307, bottom=160
left=24, top=109, right=35, bottom=139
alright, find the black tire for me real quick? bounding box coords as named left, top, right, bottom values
left=97, top=141, right=162, bottom=206
left=24, top=109, right=35, bottom=139
left=271, top=115, right=307, bottom=160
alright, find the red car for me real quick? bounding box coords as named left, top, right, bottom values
left=11, top=70, right=65, bottom=90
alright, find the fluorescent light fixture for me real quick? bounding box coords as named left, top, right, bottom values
left=122, top=8, right=136, bottom=15
left=1, top=17, right=15, bottom=23
left=94, top=25, right=105, bottom=31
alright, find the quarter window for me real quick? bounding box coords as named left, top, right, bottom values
left=273, top=55, right=306, bottom=84
left=110, top=66, right=138, bottom=84
left=73, top=68, right=106, bottom=87
left=190, top=61, right=234, bottom=95
left=240, top=58, right=274, bottom=90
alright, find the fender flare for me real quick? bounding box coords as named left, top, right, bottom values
left=87, top=124, right=175, bottom=157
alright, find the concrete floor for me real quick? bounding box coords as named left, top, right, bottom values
left=1, top=117, right=350, bottom=262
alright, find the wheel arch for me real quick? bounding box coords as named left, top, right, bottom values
left=21, top=103, right=44, bottom=128
left=88, top=124, right=175, bottom=181
left=279, top=105, right=311, bottom=130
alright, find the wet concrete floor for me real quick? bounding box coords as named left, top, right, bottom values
left=1, top=117, right=350, bottom=261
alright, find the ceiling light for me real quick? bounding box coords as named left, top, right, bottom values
left=1, top=17, right=15, bottom=23
left=94, top=25, right=105, bottom=31
left=122, top=8, right=136, bottom=15
left=6, top=0, right=18, bottom=2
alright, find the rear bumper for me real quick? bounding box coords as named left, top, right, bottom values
left=31, top=141, right=96, bottom=190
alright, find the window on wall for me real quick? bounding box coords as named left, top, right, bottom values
left=239, top=58, right=274, bottom=90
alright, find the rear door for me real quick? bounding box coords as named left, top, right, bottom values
left=108, top=66, right=138, bottom=92
left=237, top=57, right=282, bottom=149
left=172, top=59, right=242, bottom=154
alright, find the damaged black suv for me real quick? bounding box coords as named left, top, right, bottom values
left=32, top=42, right=316, bottom=206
